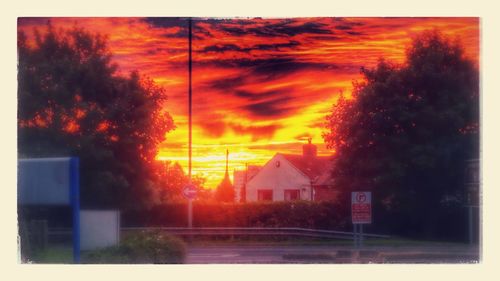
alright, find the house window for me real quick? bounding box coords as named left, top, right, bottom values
left=257, top=189, right=273, bottom=201
left=284, top=189, right=300, bottom=201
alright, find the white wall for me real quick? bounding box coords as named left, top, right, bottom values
left=246, top=154, right=311, bottom=202
left=233, top=170, right=245, bottom=202
left=80, top=210, right=120, bottom=251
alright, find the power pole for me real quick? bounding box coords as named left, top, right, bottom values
left=225, top=149, right=229, bottom=176
left=187, top=17, right=193, bottom=229
left=188, top=17, right=192, bottom=181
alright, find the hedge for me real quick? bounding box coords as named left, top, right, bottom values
left=84, top=230, right=186, bottom=263
left=122, top=200, right=475, bottom=242
left=123, top=201, right=349, bottom=230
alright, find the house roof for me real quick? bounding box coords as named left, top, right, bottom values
left=315, top=169, right=335, bottom=186
left=280, top=153, right=333, bottom=184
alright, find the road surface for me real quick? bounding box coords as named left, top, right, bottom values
left=185, top=244, right=479, bottom=264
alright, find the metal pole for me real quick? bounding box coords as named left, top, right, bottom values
left=352, top=224, right=355, bottom=246
left=188, top=17, right=192, bottom=180
left=187, top=17, right=193, bottom=229
left=355, top=224, right=358, bottom=248
left=353, top=224, right=358, bottom=247
left=360, top=224, right=364, bottom=248
left=70, top=157, right=80, bottom=263
left=468, top=206, right=473, bottom=244
left=357, top=225, right=361, bottom=248
left=188, top=199, right=193, bottom=228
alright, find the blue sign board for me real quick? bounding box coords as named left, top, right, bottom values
left=18, top=157, right=80, bottom=263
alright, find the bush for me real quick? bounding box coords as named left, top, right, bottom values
left=122, top=201, right=349, bottom=230
left=84, top=230, right=186, bottom=263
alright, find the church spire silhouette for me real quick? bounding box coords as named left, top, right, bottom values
left=224, top=148, right=229, bottom=178
left=215, top=148, right=234, bottom=202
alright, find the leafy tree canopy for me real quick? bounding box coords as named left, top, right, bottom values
left=323, top=30, right=479, bottom=238
left=151, top=160, right=210, bottom=203
left=18, top=24, right=176, bottom=210
left=214, top=175, right=234, bottom=203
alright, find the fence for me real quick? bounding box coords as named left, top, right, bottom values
left=48, top=227, right=390, bottom=242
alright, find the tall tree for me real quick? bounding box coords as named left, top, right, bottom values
left=151, top=161, right=209, bottom=202
left=323, top=31, right=479, bottom=239
left=215, top=176, right=234, bottom=203
left=18, top=24, right=175, bottom=210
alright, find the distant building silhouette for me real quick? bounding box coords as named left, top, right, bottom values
left=215, top=149, right=235, bottom=202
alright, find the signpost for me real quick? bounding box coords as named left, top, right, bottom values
left=465, top=159, right=479, bottom=244
left=351, top=191, right=372, bottom=247
left=183, top=183, right=197, bottom=228
left=183, top=183, right=197, bottom=200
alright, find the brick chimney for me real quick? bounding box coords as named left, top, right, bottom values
left=302, top=137, right=317, bottom=158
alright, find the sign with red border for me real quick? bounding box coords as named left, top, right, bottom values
left=351, top=191, right=372, bottom=224
left=183, top=183, right=197, bottom=200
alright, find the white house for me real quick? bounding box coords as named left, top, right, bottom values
left=245, top=140, right=337, bottom=202
left=233, top=165, right=261, bottom=202
left=233, top=170, right=245, bottom=202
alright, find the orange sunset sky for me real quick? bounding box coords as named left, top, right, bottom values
left=18, top=17, right=480, bottom=188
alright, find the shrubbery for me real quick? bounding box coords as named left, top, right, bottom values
left=122, top=200, right=473, bottom=242
left=84, top=230, right=186, bottom=263
left=123, top=201, right=349, bottom=230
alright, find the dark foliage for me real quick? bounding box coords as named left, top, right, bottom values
left=18, top=24, right=175, bottom=210
left=123, top=201, right=349, bottom=230
left=84, top=230, right=186, bottom=264
left=214, top=175, right=235, bottom=203
left=323, top=30, right=479, bottom=241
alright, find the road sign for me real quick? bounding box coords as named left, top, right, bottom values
left=183, top=183, right=197, bottom=200
left=351, top=191, right=372, bottom=224
left=18, top=157, right=81, bottom=263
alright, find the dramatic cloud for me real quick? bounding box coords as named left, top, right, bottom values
left=144, top=17, right=186, bottom=29
left=201, top=41, right=300, bottom=53
left=243, top=95, right=295, bottom=118
left=197, top=119, right=227, bottom=138
left=246, top=58, right=337, bottom=77
left=234, top=89, right=284, bottom=101
left=18, top=17, right=480, bottom=187
left=219, top=20, right=334, bottom=37
left=202, top=44, right=245, bottom=53
left=229, top=123, right=282, bottom=141
left=208, top=75, right=246, bottom=90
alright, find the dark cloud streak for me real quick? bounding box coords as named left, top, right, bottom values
left=219, top=20, right=334, bottom=37
left=243, top=95, right=296, bottom=118
left=204, top=58, right=341, bottom=94
left=229, top=123, right=282, bottom=141
left=200, top=41, right=300, bottom=54
left=144, top=17, right=186, bottom=28
left=234, top=89, right=284, bottom=101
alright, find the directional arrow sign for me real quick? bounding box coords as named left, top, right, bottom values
left=183, top=183, right=197, bottom=200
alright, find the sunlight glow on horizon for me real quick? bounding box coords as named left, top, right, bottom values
left=18, top=17, right=479, bottom=188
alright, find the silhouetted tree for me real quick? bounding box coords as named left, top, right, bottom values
left=323, top=30, right=479, bottom=239
left=18, top=23, right=175, bottom=210
left=151, top=161, right=209, bottom=202
left=215, top=176, right=234, bottom=203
